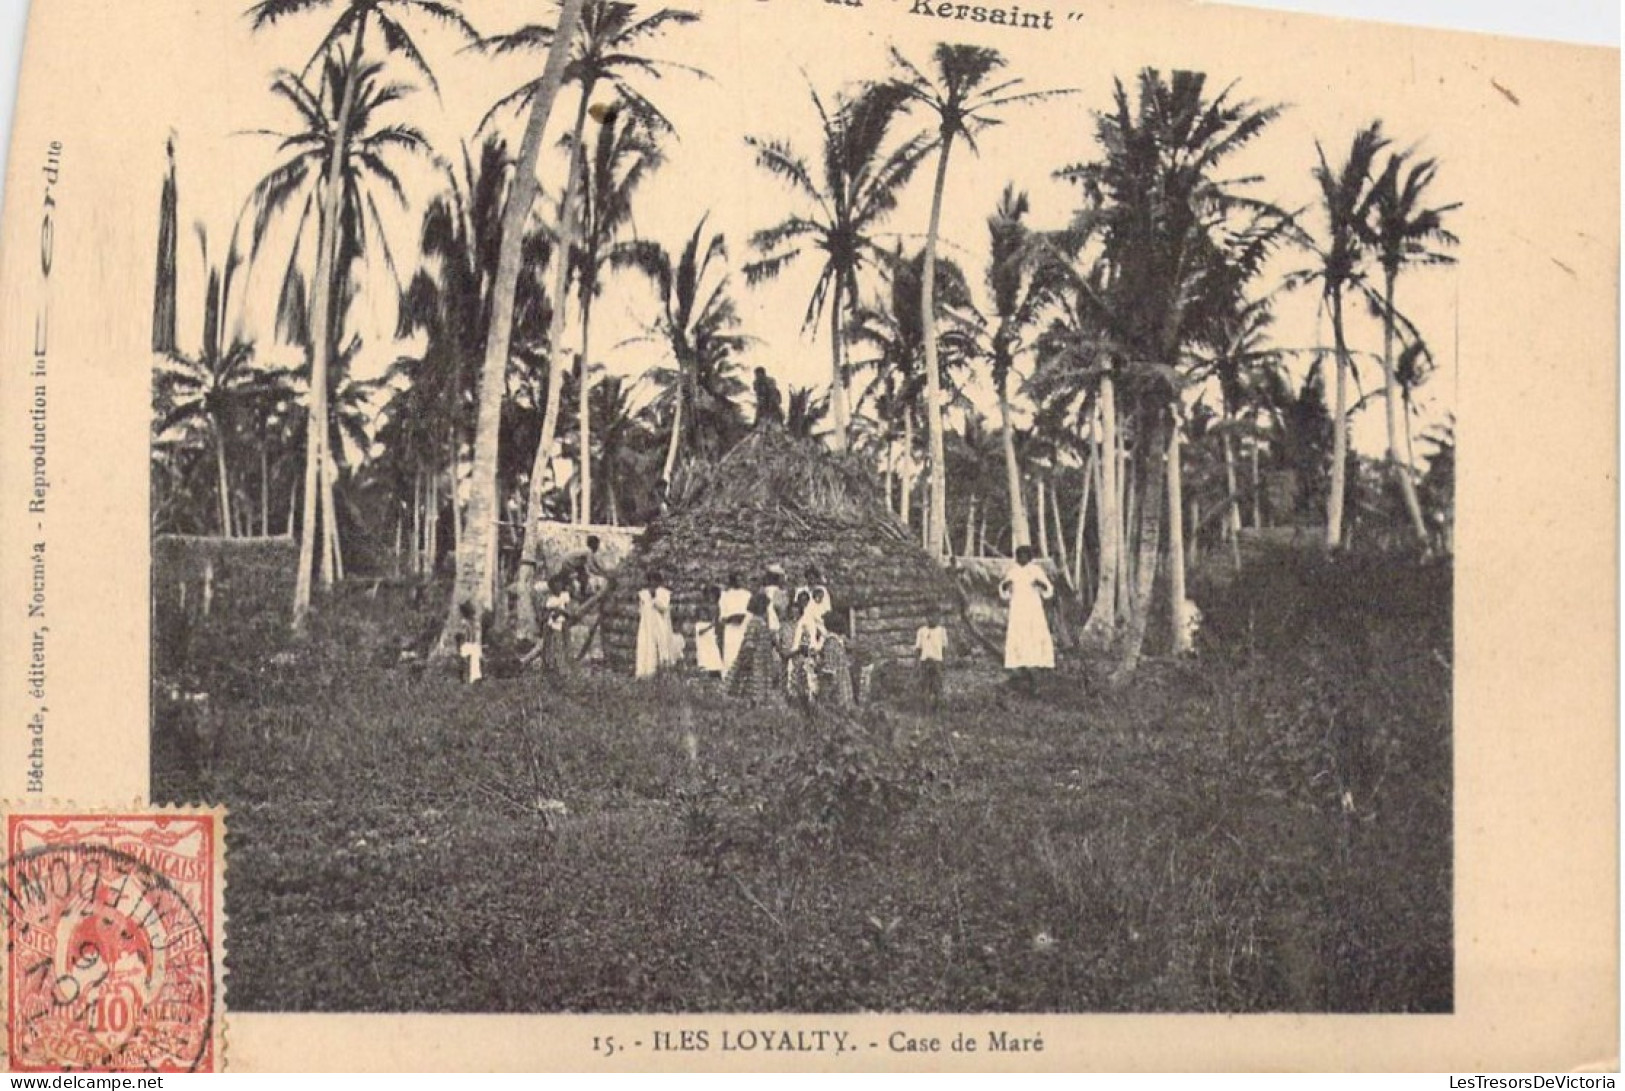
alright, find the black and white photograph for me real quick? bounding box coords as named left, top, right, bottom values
left=145, top=0, right=1466, bottom=1017
left=0, top=0, right=1615, bottom=1072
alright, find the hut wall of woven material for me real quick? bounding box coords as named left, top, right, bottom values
left=600, top=425, right=961, bottom=669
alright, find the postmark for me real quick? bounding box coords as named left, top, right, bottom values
left=3, top=812, right=222, bottom=1072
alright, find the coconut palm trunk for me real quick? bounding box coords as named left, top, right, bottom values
left=997, top=375, right=1029, bottom=549
left=1119, top=431, right=1135, bottom=618
left=447, top=0, right=584, bottom=645
left=1327, top=291, right=1351, bottom=548
left=292, top=14, right=367, bottom=628
left=1035, top=475, right=1048, bottom=555
left=1111, top=411, right=1169, bottom=684
left=211, top=414, right=233, bottom=538
left=1381, top=268, right=1429, bottom=546
left=578, top=296, right=598, bottom=526
left=1222, top=429, right=1242, bottom=570
left=1084, top=372, right=1118, bottom=640
left=1073, top=445, right=1094, bottom=595
left=919, top=134, right=954, bottom=560
left=1250, top=434, right=1263, bottom=528
left=1048, top=477, right=1069, bottom=582
left=514, top=94, right=591, bottom=636
left=900, top=411, right=915, bottom=528
left=1167, top=422, right=1190, bottom=655
left=828, top=280, right=850, bottom=449
left=661, top=371, right=684, bottom=482
left=260, top=445, right=270, bottom=537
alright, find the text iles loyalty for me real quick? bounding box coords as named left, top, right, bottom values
left=647, top=1029, right=1042, bottom=1053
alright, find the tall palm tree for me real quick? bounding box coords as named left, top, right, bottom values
left=849, top=246, right=980, bottom=525
left=745, top=81, right=930, bottom=449
left=153, top=227, right=264, bottom=537
left=1368, top=148, right=1457, bottom=547
left=889, top=43, right=1070, bottom=559
left=395, top=137, right=555, bottom=569
left=1188, top=294, right=1283, bottom=563
left=628, top=216, right=749, bottom=482
left=984, top=184, right=1062, bottom=550
left=445, top=0, right=582, bottom=645
left=570, top=102, right=664, bottom=525
left=588, top=375, right=646, bottom=524
left=1288, top=121, right=1388, bottom=550
left=247, top=51, right=432, bottom=595
left=1056, top=69, right=1285, bottom=680
left=246, top=0, right=475, bottom=628
left=480, top=0, right=700, bottom=635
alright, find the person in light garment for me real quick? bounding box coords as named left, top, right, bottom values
left=794, top=565, right=831, bottom=629
left=763, top=564, right=789, bottom=633
left=635, top=568, right=677, bottom=678
left=914, top=606, right=947, bottom=713
left=718, top=572, right=752, bottom=673
left=999, top=545, right=1055, bottom=693
left=693, top=583, right=724, bottom=677
left=457, top=601, right=484, bottom=684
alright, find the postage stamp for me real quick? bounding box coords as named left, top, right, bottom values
left=3, top=810, right=224, bottom=1072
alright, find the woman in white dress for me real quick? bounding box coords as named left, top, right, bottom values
left=693, top=584, right=724, bottom=677
left=635, top=569, right=676, bottom=678
left=1000, top=545, right=1055, bottom=692
left=718, top=572, right=753, bottom=674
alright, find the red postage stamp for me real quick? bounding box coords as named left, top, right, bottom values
left=3, top=811, right=223, bottom=1072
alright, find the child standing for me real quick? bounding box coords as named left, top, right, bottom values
left=541, top=574, right=574, bottom=676
left=914, top=607, right=947, bottom=713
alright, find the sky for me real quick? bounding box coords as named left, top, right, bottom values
left=44, top=0, right=1552, bottom=464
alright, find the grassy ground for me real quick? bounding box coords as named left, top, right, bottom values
left=153, top=552, right=1451, bottom=1013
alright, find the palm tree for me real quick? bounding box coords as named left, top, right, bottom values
left=588, top=375, right=646, bottom=524
left=481, top=0, right=700, bottom=635
left=570, top=102, right=664, bottom=525
left=153, top=227, right=264, bottom=537
left=849, top=246, right=979, bottom=525
left=1056, top=69, right=1285, bottom=679
left=1289, top=121, right=1388, bottom=550
left=1368, top=148, right=1458, bottom=547
left=246, top=0, right=475, bottom=628
left=628, top=216, right=749, bottom=482
left=395, top=137, right=556, bottom=571
left=443, top=0, right=582, bottom=645
left=1188, top=294, right=1283, bottom=565
left=247, top=50, right=433, bottom=596
left=745, top=81, right=929, bottom=449
left=984, top=184, right=1062, bottom=550
left=888, top=43, right=1070, bottom=560
left=785, top=386, right=830, bottom=442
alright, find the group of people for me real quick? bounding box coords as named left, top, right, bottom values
left=460, top=537, right=1059, bottom=706
left=634, top=564, right=860, bottom=712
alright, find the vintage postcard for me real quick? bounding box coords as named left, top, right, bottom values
left=0, top=0, right=1616, bottom=1073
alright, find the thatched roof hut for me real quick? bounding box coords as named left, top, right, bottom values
left=601, top=424, right=962, bottom=669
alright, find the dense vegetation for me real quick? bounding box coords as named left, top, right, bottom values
left=155, top=545, right=1450, bottom=1012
